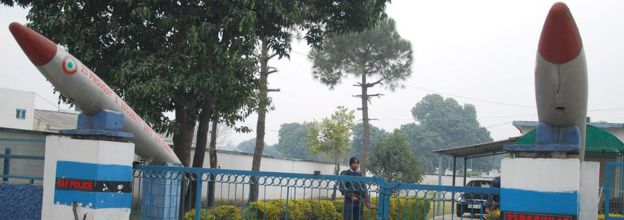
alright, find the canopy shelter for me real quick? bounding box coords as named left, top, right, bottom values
left=434, top=125, right=624, bottom=187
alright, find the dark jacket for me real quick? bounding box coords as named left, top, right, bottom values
left=339, top=169, right=369, bottom=202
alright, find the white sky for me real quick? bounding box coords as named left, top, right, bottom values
left=1, top=1, right=623, bottom=147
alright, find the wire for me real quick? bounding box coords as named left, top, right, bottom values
left=484, top=121, right=513, bottom=129
left=34, top=93, right=59, bottom=110
left=404, top=84, right=535, bottom=109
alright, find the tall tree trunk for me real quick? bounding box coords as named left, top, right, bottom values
left=172, top=98, right=195, bottom=167
left=251, top=38, right=270, bottom=201
left=360, top=74, right=370, bottom=175
left=172, top=96, right=196, bottom=215
left=207, top=115, right=218, bottom=207
left=188, top=97, right=216, bottom=209
left=192, top=97, right=216, bottom=168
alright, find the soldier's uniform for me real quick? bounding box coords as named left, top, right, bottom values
left=339, top=167, right=369, bottom=220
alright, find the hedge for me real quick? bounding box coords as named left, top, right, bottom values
left=185, top=205, right=240, bottom=220
left=185, top=197, right=430, bottom=220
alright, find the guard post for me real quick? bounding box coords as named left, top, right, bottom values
left=41, top=110, right=134, bottom=220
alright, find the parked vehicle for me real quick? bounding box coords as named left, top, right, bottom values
left=456, top=179, right=494, bottom=217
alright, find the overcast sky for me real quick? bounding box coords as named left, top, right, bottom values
left=1, top=1, right=623, bottom=147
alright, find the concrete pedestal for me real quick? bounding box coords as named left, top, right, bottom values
left=140, top=165, right=182, bottom=220
left=500, top=158, right=599, bottom=219
left=42, top=135, right=134, bottom=220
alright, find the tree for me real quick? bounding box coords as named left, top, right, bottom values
left=249, top=0, right=388, bottom=201
left=306, top=106, right=355, bottom=200
left=306, top=106, right=355, bottom=175
left=369, top=130, right=424, bottom=183
left=351, top=123, right=388, bottom=156
left=400, top=94, right=496, bottom=172
left=309, top=18, right=413, bottom=174
left=274, top=122, right=317, bottom=160
left=236, top=138, right=281, bottom=157
left=7, top=1, right=259, bottom=169
left=237, top=138, right=259, bottom=153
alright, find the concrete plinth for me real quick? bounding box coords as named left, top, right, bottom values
left=500, top=158, right=599, bottom=219
left=42, top=135, right=134, bottom=220
left=140, top=166, right=182, bottom=220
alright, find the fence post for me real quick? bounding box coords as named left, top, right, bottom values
left=3, top=148, right=10, bottom=182
left=606, top=163, right=612, bottom=219
left=376, top=177, right=392, bottom=220
left=194, top=174, right=203, bottom=220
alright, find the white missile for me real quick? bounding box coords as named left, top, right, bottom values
left=535, top=3, right=588, bottom=158
left=9, top=22, right=181, bottom=165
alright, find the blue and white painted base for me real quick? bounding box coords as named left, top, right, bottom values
left=500, top=158, right=599, bottom=219
left=501, top=188, right=578, bottom=215
left=140, top=164, right=182, bottom=220
left=42, top=135, right=135, bottom=220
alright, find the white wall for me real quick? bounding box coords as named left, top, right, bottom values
left=501, top=158, right=580, bottom=192
left=0, top=88, right=34, bottom=130
left=191, top=149, right=338, bottom=175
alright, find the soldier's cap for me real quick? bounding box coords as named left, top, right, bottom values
left=349, top=157, right=360, bottom=165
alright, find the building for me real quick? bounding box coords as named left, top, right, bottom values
left=0, top=88, right=35, bottom=130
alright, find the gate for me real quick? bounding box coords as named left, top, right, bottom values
left=132, top=165, right=498, bottom=220
left=605, top=162, right=624, bottom=220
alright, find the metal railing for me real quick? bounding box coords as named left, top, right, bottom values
left=0, top=137, right=46, bottom=184
left=605, top=162, right=624, bottom=220
left=132, top=165, right=499, bottom=220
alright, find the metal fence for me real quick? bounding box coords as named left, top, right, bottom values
left=132, top=165, right=499, bottom=220
left=0, top=137, right=45, bottom=184
left=604, top=162, right=624, bottom=220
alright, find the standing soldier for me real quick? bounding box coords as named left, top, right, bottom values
left=340, top=157, right=375, bottom=220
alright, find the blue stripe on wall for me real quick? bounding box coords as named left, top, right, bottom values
left=54, top=190, right=131, bottom=209
left=56, top=161, right=131, bottom=181
left=501, top=188, right=578, bottom=215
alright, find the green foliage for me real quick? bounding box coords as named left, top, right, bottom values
left=484, top=209, right=500, bottom=220
left=400, top=94, right=497, bottom=171
left=310, top=17, right=413, bottom=173
left=306, top=106, right=356, bottom=165
left=185, top=205, right=240, bottom=220
left=352, top=123, right=389, bottom=156
left=368, top=130, right=424, bottom=183
left=237, top=138, right=260, bottom=154
left=18, top=0, right=260, bottom=166
left=274, top=122, right=314, bottom=160
left=184, top=198, right=431, bottom=220
left=249, top=200, right=284, bottom=219
left=309, top=18, right=413, bottom=90
left=334, top=197, right=430, bottom=220
left=183, top=198, right=430, bottom=220
left=249, top=199, right=340, bottom=220
left=236, top=138, right=281, bottom=157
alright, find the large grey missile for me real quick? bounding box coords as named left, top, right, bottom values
left=9, top=22, right=181, bottom=165
left=535, top=2, right=588, bottom=159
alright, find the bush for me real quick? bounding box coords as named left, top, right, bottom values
left=185, top=205, right=240, bottom=220
left=185, top=197, right=429, bottom=220
left=599, top=214, right=624, bottom=220
left=249, top=199, right=339, bottom=220
left=335, top=197, right=430, bottom=220
left=484, top=209, right=500, bottom=220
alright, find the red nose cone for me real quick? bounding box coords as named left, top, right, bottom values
left=9, top=22, right=57, bottom=66
left=538, top=2, right=582, bottom=64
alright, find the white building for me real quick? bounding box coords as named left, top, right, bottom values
left=0, top=88, right=35, bottom=130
